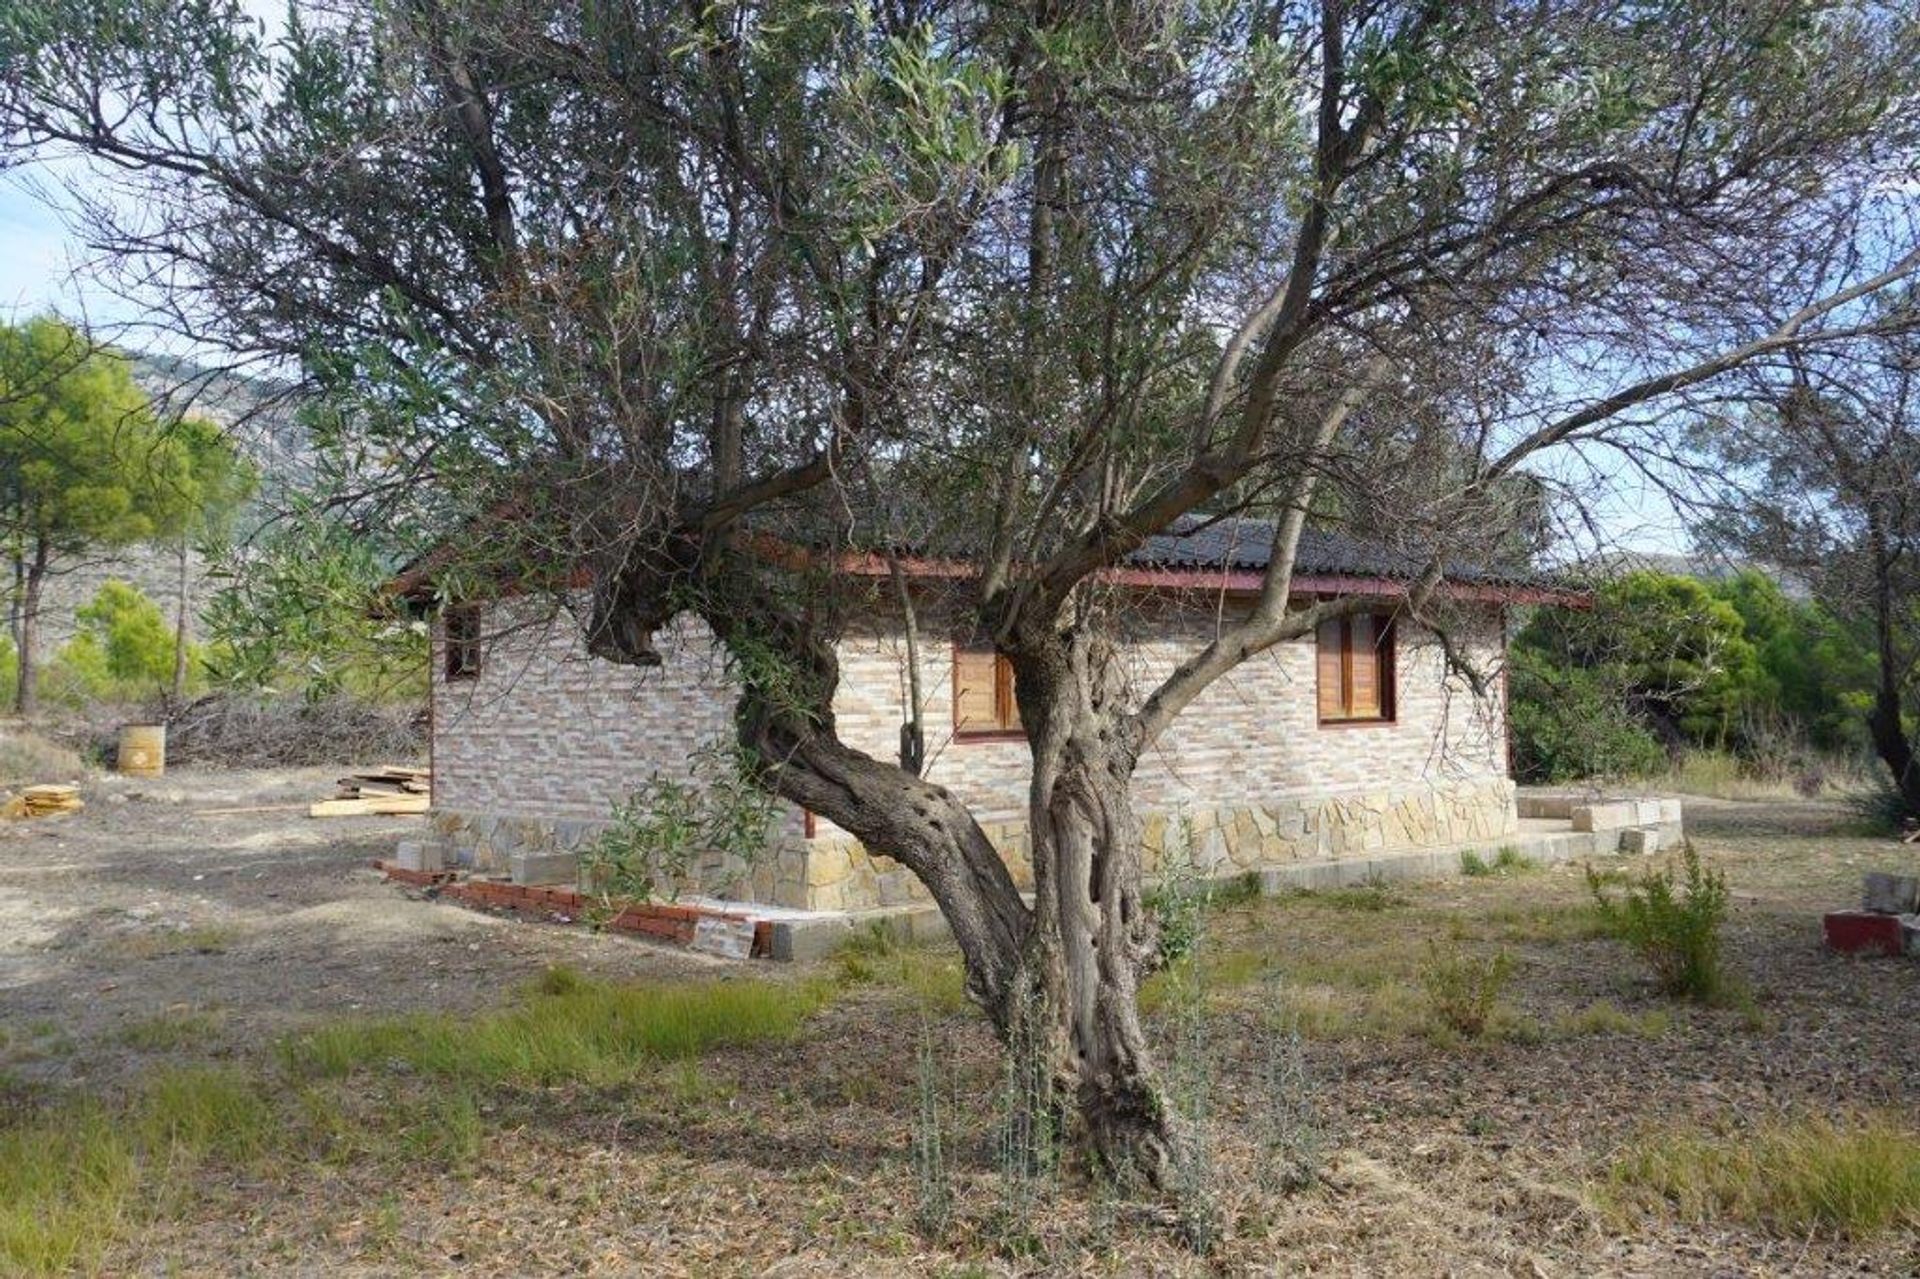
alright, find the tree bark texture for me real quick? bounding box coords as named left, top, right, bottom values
left=1012, top=626, right=1178, bottom=1181
left=171, top=538, right=192, bottom=708
left=14, top=540, right=46, bottom=717
left=1867, top=547, right=1920, bottom=817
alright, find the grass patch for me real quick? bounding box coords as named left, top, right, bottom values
left=118, top=1009, right=228, bottom=1052
left=1282, top=875, right=1404, bottom=913
left=1610, top=1115, right=1920, bottom=1237
left=1463, top=902, right=1612, bottom=945
left=1460, top=846, right=1538, bottom=878
left=0, top=1066, right=276, bottom=1276
left=0, top=1102, right=135, bottom=1275
left=1139, top=946, right=1274, bottom=1013
left=281, top=970, right=830, bottom=1085
left=834, top=927, right=971, bottom=1013
left=1555, top=1001, right=1672, bottom=1038
left=1283, top=980, right=1429, bottom=1040
left=115, top=924, right=242, bottom=959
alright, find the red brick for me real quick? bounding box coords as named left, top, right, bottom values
left=1824, top=911, right=1905, bottom=957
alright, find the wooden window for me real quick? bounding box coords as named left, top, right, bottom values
left=953, top=645, right=1021, bottom=737
left=1316, top=612, right=1395, bottom=724
left=445, top=604, right=483, bottom=682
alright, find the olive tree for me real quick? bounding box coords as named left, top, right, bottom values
left=5, top=0, right=1917, bottom=1175
left=1695, top=314, right=1920, bottom=817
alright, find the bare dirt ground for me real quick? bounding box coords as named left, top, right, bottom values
left=4, top=778, right=1919, bottom=1276
left=0, top=767, right=715, bottom=1088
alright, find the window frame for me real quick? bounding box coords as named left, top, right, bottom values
left=1316, top=610, right=1397, bottom=727
left=951, top=643, right=1024, bottom=740
left=444, top=603, right=484, bottom=683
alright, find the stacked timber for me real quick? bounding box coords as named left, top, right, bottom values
left=309, top=766, right=431, bottom=818
left=1, top=784, right=84, bottom=819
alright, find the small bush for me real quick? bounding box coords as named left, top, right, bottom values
left=1611, top=1115, right=1920, bottom=1237
left=1846, top=775, right=1918, bottom=836
left=582, top=743, right=776, bottom=904
left=1422, top=942, right=1514, bottom=1038
left=1587, top=843, right=1730, bottom=1002
left=911, top=1019, right=952, bottom=1237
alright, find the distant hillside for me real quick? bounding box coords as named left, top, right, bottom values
left=1581, top=549, right=1812, bottom=601
left=124, top=351, right=313, bottom=497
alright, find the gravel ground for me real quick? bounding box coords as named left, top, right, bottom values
left=0, top=766, right=711, bottom=1088
left=5, top=781, right=1919, bottom=1275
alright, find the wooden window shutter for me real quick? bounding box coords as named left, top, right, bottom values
left=953, top=647, right=1000, bottom=734
left=1317, top=612, right=1395, bottom=723
left=1349, top=613, right=1381, bottom=718
left=995, top=655, right=1022, bottom=731
left=1316, top=619, right=1345, bottom=720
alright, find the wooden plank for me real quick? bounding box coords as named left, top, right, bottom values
left=310, top=795, right=429, bottom=818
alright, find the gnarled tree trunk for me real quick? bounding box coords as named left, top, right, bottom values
left=1013, top=625, right=1178, bottom=1181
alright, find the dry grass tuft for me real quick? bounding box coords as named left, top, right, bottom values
left=0, top=726, right=86, bottom=787
left=1609, top=1115, right=1920, bottom=1238
left=280, top=971, right=830, bottom=1085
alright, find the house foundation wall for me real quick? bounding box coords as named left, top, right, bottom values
left=430, top=774, right=1519, bottom=913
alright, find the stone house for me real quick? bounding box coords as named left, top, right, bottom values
left=400, top=520, right=1576, bottom=916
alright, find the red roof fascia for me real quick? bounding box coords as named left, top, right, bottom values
left=825, top=549, right=1588, bottom=607
left=392, top=531, right=1588, bottom=609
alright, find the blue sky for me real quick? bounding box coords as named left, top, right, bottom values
left=0, top=172, right=100, bottom=323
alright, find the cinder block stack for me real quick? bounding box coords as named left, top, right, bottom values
left=1823, top=873, right=1920, bottom=957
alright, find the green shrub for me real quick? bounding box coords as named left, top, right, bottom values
left=1508, top=646, right=1668, bottom=783
left=582, top=744, right=776, bottom=904
left=1421, top=942, right=1514, bottom=1038
left=1587, top=843, right=1730, bottom=1002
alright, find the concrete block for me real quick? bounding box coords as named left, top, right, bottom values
left=770, top=916, right=855, bottom=962
left=906, top=908, right=954, bottom=946
left=1516, top=794, right=1578, bottom=819
left=1863, top=872, right=1920, bottom=915
left=1657, top=799, right=1684, bottom=825
left=1824, top=910, right=1905, bottom=957
left=1619, top=827, right=1663, bottom=856
left=1572, top=802, right=1635, bottom=832
left=691, top=916, right=757, bottom=960
left=510, top=850, right=580, bottom=886
left=395, top=840, right=444, bottom=873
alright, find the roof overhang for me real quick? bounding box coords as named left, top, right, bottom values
left=386, top=531, right=1590, bottom=610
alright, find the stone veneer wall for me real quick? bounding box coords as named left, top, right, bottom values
left=801, top=777, right=1518, bottom=912
left=427, top=593, right=1517, bottom=912
left=429, top=600, right=809, bottom=904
